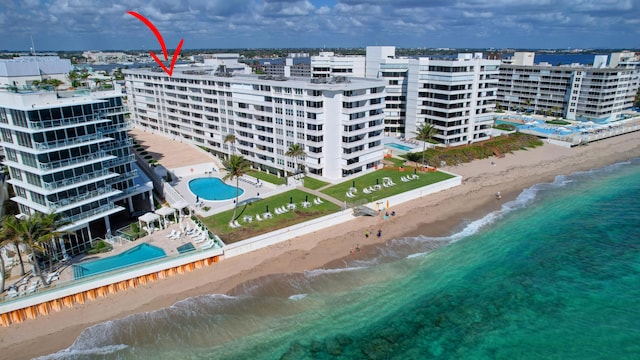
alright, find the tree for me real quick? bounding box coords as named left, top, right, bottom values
left=223, top=134, right=236, bottom=155
left=222, top=155, right=251, bottom=223
left=1, top=215, right=26, bottom=276
left=46, top=79, right=63, bottom=90
left=67, top=70, right=80, bottom=87
left=285, top=143, right=306, bottom=175
left=413, top=123, right=437, bottom=169
left=2, top=212, right=70, bottom=286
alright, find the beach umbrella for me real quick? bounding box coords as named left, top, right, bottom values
left=376, top=178, right=379, bottom=185
left=290, top=196, right=293, bottom=204
left=266, top=205, right=269, bottom=213
left=305, top=195, right=308, bottom=202
left=352, top=180, right=355, bottom=188
left=386, top=200, right=390, bottom=211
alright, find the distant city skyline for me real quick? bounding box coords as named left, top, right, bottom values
left=1, top=0, right=638, bottom=52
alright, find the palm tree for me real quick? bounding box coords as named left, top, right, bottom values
left=1, top=215, right=26, bottom=276
left=223, top=134, right=236, bottom=155
left=413, top=123, right=437, bottom=170
left=67, top=70, right=80, bottom=88
left=3, top=212, right=70, bottom=286
left=285, top=143, right=306, bottom=175
left=222, top=155, right=251, bottom=222
left=0, top=239, right=10, bottom=292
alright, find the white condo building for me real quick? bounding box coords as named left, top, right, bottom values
left=124, top=67, right=386, bottom=180
left=0, top=83, right=151, bottom=256
left=497, top=52, right=640, bottom=121
left=311, top=52, right=366, bottom=78
left=405, top=53, right=500, bottom=146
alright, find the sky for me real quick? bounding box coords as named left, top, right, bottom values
left=0, top=0, right=638, bottom=52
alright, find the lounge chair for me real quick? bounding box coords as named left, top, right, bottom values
left=229, top=221, right=237, bottom=228
left=263, top=212, right=273, bottom=219
left=287, top=203, right=297, bottom=210
left=200, top=239, right=215, bottom=250
left=314, top=197, right=324, bottom=205
left=302, top=202, right=311, bottom=208
left=166, top=229, right=177, bottom=238
left=233, top=220, right=241, bottom=227
left=346, top=192, right=355, bottom=198
left=256, top=214, right=263, bottom=221
left=194, top=235, right=207, bottom=243
left=363, top=188, right=371, bottom=194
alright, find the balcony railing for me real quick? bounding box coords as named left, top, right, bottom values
left=38, top=151, right=111, bottom=171
left=62, top=203, right=117, bottom=224
left=48, top=186, right=114, bottom=209
left=42, top=169, right=115, bottom=190
left=28, top=114, right=105, bottom=130
left=34, top=133, right=109, bottom=150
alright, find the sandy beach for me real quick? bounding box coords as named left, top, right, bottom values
left=2, top=131, right=640, bottom=359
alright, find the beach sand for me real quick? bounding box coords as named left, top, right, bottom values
left=2, top=132, right=640, bottom=359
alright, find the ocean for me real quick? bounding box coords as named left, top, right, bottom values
left=40, top=159, right=640, bottom=359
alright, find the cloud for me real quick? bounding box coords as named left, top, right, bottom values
left=0, top=0, right=636, bottom=51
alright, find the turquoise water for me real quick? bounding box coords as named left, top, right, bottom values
left=45, top=159, right=640, bottom=359
left=189, top=177, right=244, bottom=201
left=386, top=142, right=414, bottom=151
left=72, top=244, right=166, bottom=280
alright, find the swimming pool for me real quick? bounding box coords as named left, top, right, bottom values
left=189, top=177, right=244, bottom=201
left=73, top=243, right=166, bottom=279
left=386, top=142, right=413, bottom=151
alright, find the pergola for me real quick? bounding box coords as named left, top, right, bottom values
left=155, top=206, right=176, bottom=229
left=170, top=200, right=191, bottom=217
left=138, top=212, right=161, bottom=234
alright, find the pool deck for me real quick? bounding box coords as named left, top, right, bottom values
left=129, top=128, right=291, bottom=217
left=41, top=218, right=206, bottom=284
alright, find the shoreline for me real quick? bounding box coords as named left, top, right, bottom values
left=2, top=131, right=640, bottom=359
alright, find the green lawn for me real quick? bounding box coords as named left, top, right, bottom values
left=200, top=189, right=339, bottom=244
left=247, top=170, right=287, bottom=185
left=303, top=176, right=329, bottom=190
left=320, top=167, right=455, bottom=203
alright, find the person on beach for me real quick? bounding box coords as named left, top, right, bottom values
left=365, top=230, right=369, bottom=238
left=356, top=244, right=360, bottom=252
left=377, top=229, right=382, bottom=238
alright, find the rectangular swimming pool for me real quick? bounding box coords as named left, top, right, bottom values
left=73, top=243, right=167, bottom=279
left=386, top=142, right=413, bottom=151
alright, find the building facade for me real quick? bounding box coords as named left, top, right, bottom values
left=0, top=84, right=150, bottom=256
left=311, top=52, right=366, bottom=78
left=124, top=68, right=386, bottom=180
left=497, top=52, right=640, bottom=121
left=405, top=53, right=500, bottom=146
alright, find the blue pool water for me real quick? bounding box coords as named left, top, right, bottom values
left=386, top=142, right=413, bottom=151
left=189, top=177, right=244, bottom=201
left=73, top=243, right=166, bottom=280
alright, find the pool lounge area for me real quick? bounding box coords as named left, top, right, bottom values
left=73, top=243, right=167, bottom=279
left=385, top=142, right=414, bottom=152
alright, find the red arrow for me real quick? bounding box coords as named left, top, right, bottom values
left=127, top=11, right=184, bottom=77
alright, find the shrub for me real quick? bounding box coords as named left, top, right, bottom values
left=494, top=123, right=516, bottom=131
left=545, top=120, right=571, bottom=125
left=87, top=240, right=112, bottom=254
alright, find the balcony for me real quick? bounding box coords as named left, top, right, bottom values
left=62, top=203, right=118, bottom=224
left=27, top=114, right=108, bottom=130
left=34, top=133, right=111, bottom=151
left=42, top=168, right=116, bottom=190
left=39, top=151, right=114, bottom=171
left=48, top=186, right=119, bottom=209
